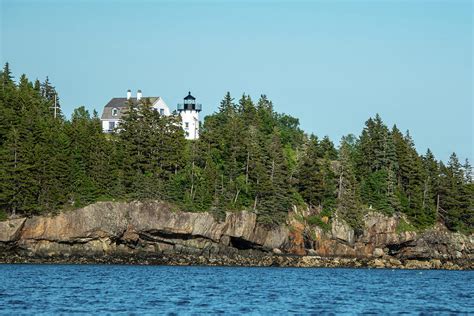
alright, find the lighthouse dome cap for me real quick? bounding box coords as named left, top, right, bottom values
left=184, top=91, right=196, bottom=100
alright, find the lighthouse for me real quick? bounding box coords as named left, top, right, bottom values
left=178, top=91, right=202, bottom=140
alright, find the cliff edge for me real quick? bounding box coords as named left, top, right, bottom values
left=0, top=201, right=472, bottom=269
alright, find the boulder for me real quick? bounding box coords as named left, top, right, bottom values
left=250, top=224, right=289, bottom=250
left=430, top=259, right=442, bottom=269
left=331, top=217, right=354, bottom=245
left=122, top=227, right=140, bottom=244
left=371, top=259, right=385, bottom=268
left=373, top=248, right=384, bottom=258
left=361, top=212, right=416, bottom=247
left=389, top=258, right=402, bottom=266
left=404, top=260, right=432, bottom=269
left=0, top=218, right=26, bottom=243
left=314, top=239, right=356, bottom=257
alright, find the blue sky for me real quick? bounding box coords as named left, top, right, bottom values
left=1, top=0, right=472, bottom=162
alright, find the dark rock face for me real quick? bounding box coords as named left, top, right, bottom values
left=292, top=211, right=473, bottom=264
left=3, top=201, right=288, bottom=258
left=0, top=201, right=472, bottom=269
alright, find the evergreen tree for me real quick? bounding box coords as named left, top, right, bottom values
left=0, top=70, right=70, bottom=215
left=218, top=91, right=235, bottom=114
left=256, top=95, right=275, bottom=135
left=1, top=63, right=472, bottom=232
left=119, top=98, right=186, bottom=199
left=320, top=135, right=338, bottom=160
left=257, top=129, right=292, bottom=225
left=463, top=159, right=472, bottom=184
left=296, top=135, right=336, bottom=210
left=337, top=138, right=362, bottom=228
left=437, top=153, right=471, bottom=231
left=357, top=115, right=397, bottom=214
left=0, top=63, right=17, bottom=145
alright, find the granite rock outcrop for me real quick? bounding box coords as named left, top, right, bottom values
left=0, top=201, right=472, bottom=269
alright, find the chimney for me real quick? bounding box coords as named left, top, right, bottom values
left=126, top=89, right=131, bottom=100
left=137, top=89, right=142, bottom=101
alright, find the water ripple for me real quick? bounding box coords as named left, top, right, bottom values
left=0, top=265, right=472, bottom=314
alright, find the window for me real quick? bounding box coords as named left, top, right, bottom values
left=109, top=121, right=115, bottom=131
left=160, top=108, right=164, bottom=115
left=112, top=108, right=118, bottom=116
left=185, top=122, right=189, bottom=129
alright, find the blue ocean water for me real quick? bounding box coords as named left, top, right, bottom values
left=0, top=264, right=472, bottom=315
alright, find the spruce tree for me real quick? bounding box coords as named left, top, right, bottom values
left=257, top=129, right=292, bottom=225
left=296, top=135, right=323, bottom=207
left=337, top=138, right=362, bottom=228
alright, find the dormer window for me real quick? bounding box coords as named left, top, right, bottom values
left=160, top=108, right=164, bottom=115
left=112, top=108, right=119, bottom=116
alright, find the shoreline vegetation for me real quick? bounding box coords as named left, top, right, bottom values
left=0, top=63, right=472, bottom=269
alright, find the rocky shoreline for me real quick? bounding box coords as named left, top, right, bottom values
left=1, top=201, right=472, bottom=270
left=1, top=253, right=472, bottom=270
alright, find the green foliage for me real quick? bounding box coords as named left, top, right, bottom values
left=0, top=63, right=471, bottom=233
left=436, top=154, right=473, bottom=232
left=306, top=214, right=331, bottom=231
left=118, top=98, right=186, bottom=200
left=0, top=65, right=70, bottom=215
left=293, top=213, right=305, bottom=223
left=336, top=137, right=362, bottom=229
left=295, top=135, right=337, bottom=209
left=0, top=210, right=7, bottom=221
left=396, top=218, right=417, bottom=233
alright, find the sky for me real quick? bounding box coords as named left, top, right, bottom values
left=1, top=0, right=472, bottom=162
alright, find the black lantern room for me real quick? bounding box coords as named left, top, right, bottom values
left=178, top=91, right=202, bottom=112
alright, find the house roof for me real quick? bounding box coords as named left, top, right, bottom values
left=101, top=97, right=160, bottom=120
left=104, top=97, right=160, bottom=108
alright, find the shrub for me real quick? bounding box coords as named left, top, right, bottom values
left=0, top=210, right=8, bottom=221
left=320, top=208, right=333, bottom=218
left=306, top=215, right=331, bottom=231
left=396, top=218, right=417, bottom=233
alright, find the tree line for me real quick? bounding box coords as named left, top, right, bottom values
left=0, top=63, right=472, bottom=232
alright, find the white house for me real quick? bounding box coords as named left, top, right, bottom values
left=100, top=90, right=201, bottom=140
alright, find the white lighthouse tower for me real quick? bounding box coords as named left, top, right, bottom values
left=178, top=92, right=201, bottom=140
